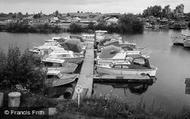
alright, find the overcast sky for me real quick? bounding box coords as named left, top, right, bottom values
left=0, top=0, right=190, bottom=14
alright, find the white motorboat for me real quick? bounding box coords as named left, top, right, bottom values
left=96, top=55, right=157, bottom=77
left=97, top=50, right=142, bottom=65
left=42, top=58, right=78, bottom=73
left=46, top=70, right=78, bottom=87
left=46, top=50, right=84, bottom=64
left=172, top=33, right=190, bottom=47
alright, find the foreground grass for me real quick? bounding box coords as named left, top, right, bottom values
left=2, top=91, right=190, bottom=119
left=54, top=96, right=190, bottom=119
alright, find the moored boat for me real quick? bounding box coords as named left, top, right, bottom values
left=172, top=33, right=190, bottom=47
left=96, top=55, right=157, bottom=77
left=42, top=57, right=78, bottom=74
left=47, top=50, right=84, bottom=64
left=46, top=70, right=78, bottom=87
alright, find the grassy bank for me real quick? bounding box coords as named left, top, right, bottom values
left=17, top=94, right=190, bottom=119
left=1, top=91, right=190, bottom=119
left=54, top=96, right=190, bottom=119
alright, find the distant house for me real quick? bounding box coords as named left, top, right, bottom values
left=29, top=17, right=50, bottom=26
left=50, top=17, right=59, bottom=23
left=105, top=17, right=118, bottom=25
left=71, top=17, right=81, bottom=23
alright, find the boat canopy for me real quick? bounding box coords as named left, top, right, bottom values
left=42, top=58, right=65, bottom=64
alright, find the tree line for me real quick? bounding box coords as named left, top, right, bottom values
left=142, top=4, right=185, bottom=19
left=0, top=22, right=62, bottom=33
left=69, top=14, right=144, bottom=34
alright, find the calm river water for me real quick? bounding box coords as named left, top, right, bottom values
left=0, top=30, right=190, bottom=113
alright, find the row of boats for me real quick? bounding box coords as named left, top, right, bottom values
left=94, top=30, right=157, bottom=77
left=29, top=31, right=158, bottom=96
left=29, top=36, right=85, bottom=97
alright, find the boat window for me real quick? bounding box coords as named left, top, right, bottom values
left=60, top=54, right=67, bottom=57
left=122, top=65, right=129, bottom=69
left=44, top=62, right=53, bottom=67
left=133, top=58, right=146, bottom=65
left=114, top=65, right=122, bottom=68
left=53, top=63, right=62, bottom=67
left=47, top=75, right=58, bottom=79
left=109, top=63, right=114, bottom=67
left=57, top=73, right=63, bottom=79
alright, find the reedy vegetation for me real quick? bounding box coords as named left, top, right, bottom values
left=0, top=47, right=45, bottom=93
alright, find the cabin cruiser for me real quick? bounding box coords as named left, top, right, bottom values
left=96, top=55, right=157, bottom=77
left=95, top=30, right=108, bottom=42
left=82, top=34, right=95, bottom=42
left=46, top=70, right=78, bottom=87
left=183, top=35, right=190, bottom=47
left=172, top=33, right=190, bottom=47
left=97, top=50, right=142, bottom=65
left=42, top=58, right=78, bottom=74
left=29, top=41, right=62, bottom=55
left=46, top=50, right=84, bottom=64
left=99, top=38, right=137, bottom=51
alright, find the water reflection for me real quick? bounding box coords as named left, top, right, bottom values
left=94, top=81, right=154, bottom=96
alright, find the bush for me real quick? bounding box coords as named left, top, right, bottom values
left=69, top=23, right=83, bottom=33
left=89, top=14, right=143, bottom=34
left=118, top=14, right=144, bottom=34
left=56, top=96, right=127, bottom=119
left=0, top=47, right=45, bottom=93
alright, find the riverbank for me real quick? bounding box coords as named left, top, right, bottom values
left=0, top=14, right=144, bottom=34
left=2, top=90, right=189, bottom=119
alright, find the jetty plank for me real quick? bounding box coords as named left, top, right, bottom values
left=72, top=41, right=94, bottom=99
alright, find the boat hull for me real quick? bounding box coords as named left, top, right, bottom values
left=96, top=66, right=157, bottom=77
left=172, top=38, right=184, bottom=45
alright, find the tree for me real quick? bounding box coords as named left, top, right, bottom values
left=143, top=5, right=162, bottom=18
left=0, top=47, right=45, bottom=92
left=69, top=23, right=83, bottom=33
left=55, top=10, right=59, bottom=17
left=118, top=14, right=143, bottom=34
left=87, top=22, right=95, bottom=30
left=33, top=13, right=41, bottom=19
left=162, top=5, right=172, bottom=18
left=174, top=4, right=184, bottom=18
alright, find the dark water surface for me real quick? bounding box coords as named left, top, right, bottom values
left=0, top=30, right=190, bottom=113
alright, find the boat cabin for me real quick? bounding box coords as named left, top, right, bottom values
left=42, top=58, right=65, bottom=67
left=110, top=57, right=151, bottom=69
left=95, top=30, right=108, bottom=42
left=46, top=70, right=62, bottom=79
left=82, top=34, right=95, bottom=41
left=49, top=51, right=75, bottom=58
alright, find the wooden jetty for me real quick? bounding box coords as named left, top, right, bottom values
left=72, top=33, right=156, bottom=99
left=72, top=41, right=94, bottom=99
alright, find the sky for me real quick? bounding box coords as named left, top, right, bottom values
left=0, top=0, right=190, bottom=14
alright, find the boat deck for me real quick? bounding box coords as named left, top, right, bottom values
left=72, top=41, right=94, bottom=99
